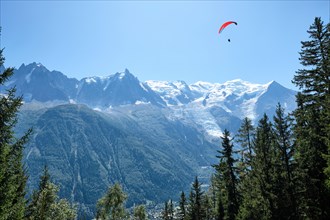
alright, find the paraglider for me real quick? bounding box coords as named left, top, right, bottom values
left=218, top=21, right=237, bottom=42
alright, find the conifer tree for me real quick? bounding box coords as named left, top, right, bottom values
left=0, top=48, right=31, bottom=220
left=168, top=199, right=174, bottom=220
left=238, top=114, right=277, bottom=219
left=178, top=191, right=187, bottom=220
left=203, top=177, right=219, bottom=220
left=215, top=191, right=224, bottom=220
left=25, top=166, right=76, bottom=220
left=213, top=129, right=239, bottom=220
left=273, top=103, right=298, bottom=218
left=133, top=205, right=147, bottom=220
left=96, top=183, right=128, bottom=220
left=162, top=201, right=169, bottom=220
left=236, top=117, right=255, bottom=163
left=202, top=194, right=213, bottom=220
left=188, top=176, right=204, bottom=220
left=292, top=17, right=330, bottom=218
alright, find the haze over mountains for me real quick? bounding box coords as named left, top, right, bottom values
left=2, top=62, right=297, bottom=217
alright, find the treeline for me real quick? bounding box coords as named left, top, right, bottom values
left=161, top=17, right=330, bottom=220
left=0, top=17, right=329, bottom=220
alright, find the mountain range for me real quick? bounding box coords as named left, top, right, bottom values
left=2, top=62, right=297, bottom=217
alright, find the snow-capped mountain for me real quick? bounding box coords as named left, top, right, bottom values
left=147, top=78, right=296, bottom=121
left=2, top=62, right=297, bottom=135
left=145, top=80, right=200, bottom=105
left=76, top=69, right=165, bottom=107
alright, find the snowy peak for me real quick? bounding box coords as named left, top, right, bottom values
left=80, top=69, right=137, bottom=86
left=114, top=68, right=136, bottom=81
left=76, top=69, right=165, bottom=107
left=146, top=80, right=198, bottom=105
left=18, top=62, right=48, bottom=72
left=149, top=78, right=296, bottom=124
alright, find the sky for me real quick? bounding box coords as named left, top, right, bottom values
left=0, top=1, right=329, bottom=90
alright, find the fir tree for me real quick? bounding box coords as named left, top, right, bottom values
left=292, top=17, right=330, bottom=218
left=0, top=48, right=32, bottom=220
left=202, top=194, right=213, bottom=220
left=178, top=191, right=187, bottom=220
left=25, top=166, right=76, bottom=220
left=168, top=199, right=174, bottom=220
left=273, top=103, right=298, bottom=218
left=215, top=190, right=224, bottom=220
left=133, top=205, right=147, bottom=220
left=238, top=114, right=276, bottom=219
left=162, top=201, right=169, bottom=220
left=236, top=117, right=255, bottom=163
left=96, top=183, right=128, bottom=220
left=188, top=176, right=204, bottom=220
left=213, top=129, right=240, bottom=220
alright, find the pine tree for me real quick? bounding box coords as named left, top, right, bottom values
left=273, top=103, right=298, bottom=218
left=162, top=201, right=169, bottom=220
left=0, top=48, right=32, bottom=220
left=202, top=194, right=213, bottom=220
left=203, top=176, right=219, bottom=220
left=178, top=191, right=187, bottom=220
left=292, top=17, right=330, bottom=218
left=215, top=190, right=224, bottom=220
left=236, top=117, right=255, bottom=163
left=133, top=205, right=147, bottom=220
left=188, top=176, right=204, bottom=220
left=25, top=166, right=76, bottom=220
left=168, top=199, right=174, bottom=220
left=238, top=114, right=277, bottom=219
left=213, top=129, right=240, bottom=220
left=96, top=183, right=128, bottom=220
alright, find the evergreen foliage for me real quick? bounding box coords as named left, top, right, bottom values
left=133, top=205, right=148, bottom=220
left=96, top=183, right=128, bottom=220
left=178, top=191, right=187, bottom=220
left=0, top=48, right=31, bottom=220
left=215, top=190, right=224, bottom=220
left=238, top=114, right=278, bottom=219
left=168, top=200, right=174, bottom=220
left=292, top=17, right=330, bottom=218
left=272, top=103, right=298, bottom=218
left=188, top=176, right=204, bottom=220
left=162, top=201, right=169, bottom=220
left=25, top=166, right=77, bottom=220
left=213, top=129, right=240, bottom=220
left=236, top=117, right=255, bottom=165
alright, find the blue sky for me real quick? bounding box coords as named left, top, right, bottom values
left=1, top=1, right=329, bottom=89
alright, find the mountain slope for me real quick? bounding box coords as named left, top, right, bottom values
left=20, top=104, right=216, bottom=217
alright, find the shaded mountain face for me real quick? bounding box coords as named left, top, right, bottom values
left=7, top=62, right=297, bottom=217
left=6, top=63, right=78, bottom=102
left=3, top=64, right=165, bottom=107
left=76, top=69, right=165, bottom=107
left=19, top=104, right=216, bottom=217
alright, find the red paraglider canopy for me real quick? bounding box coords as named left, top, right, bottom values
left=218, top=21, right=237, bottom=34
